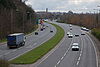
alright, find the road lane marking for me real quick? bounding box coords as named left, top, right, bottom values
left=33, top=43, right=37, bottom=46
left=64, top=53, right=66, bottom=57
left=76, top=36, right=84, bottom=66
left=35, top=33, right=66, bottom=67
left=61, top=57, right=64, bottom=60
left=4, top=52, right=11, bottom=55
left=78, top=57, right=80, bottom=61
left=55, top=38, right=73, bottom=67
left=26, top=43, right=37, bottom=48
left=57, top=61, right=61, bottom=65
left=13, top=49, right=17, bottom=52
left=77, top=61, right=79, bottom=65
left=80, top=53, right=82, bottom=57
left=86, top=33, right=98, bottom=67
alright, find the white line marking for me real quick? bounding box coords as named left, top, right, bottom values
left=77, top=61, right=79, bottom=65
left=80, top=53, right=82, bottom=57
left=57, top=61, right=60, bottom=65
left=55, top=38, right=73, bottom=66
left=26, top=43, right=37, bottom=48
left=4, top=52, right=10, bottom=55
left=81, top=51, right=82, bottom=54
left=78, top=57, right=80, bottom=61
left=35, top=33, right=66, bottom=67
left=64, top=53, right=66, bottom=57
left=13, top=49, right=17, bottom=52
left=86, top=33, right=98, bottom=67
left=33, top=43, right=37, bottom=46
left=55, top=66, right=57, bottom=67
left=61, top=57, right=64, bottom=60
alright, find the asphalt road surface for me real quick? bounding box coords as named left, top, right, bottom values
left=35, top=21, right=97, bottom=67
left=0, top=23, right=57, bottom=61
left=0, top=21, right=97, bottom=67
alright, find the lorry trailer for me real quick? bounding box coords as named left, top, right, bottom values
left=7, top=33, right=26, bottom=49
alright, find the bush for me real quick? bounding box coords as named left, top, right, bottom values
left=0, top=59, right=10, bottom=67
left=91, top=28, right=100, bottom=40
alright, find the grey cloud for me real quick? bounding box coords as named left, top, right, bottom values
left=26, top=0, right=100, bottom=13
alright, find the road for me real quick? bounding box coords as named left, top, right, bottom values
left=0, top=23, right=57, bottom=61
left=34, top=21, right=97, bottom=67
left=0, top=21, right=97, bottom=67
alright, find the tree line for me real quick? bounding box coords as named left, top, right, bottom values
left=59, top=12, right=100, bottom=29
left=0, top=0, right=38, bottom=40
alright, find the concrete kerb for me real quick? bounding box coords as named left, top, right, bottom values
left=86, top=32, right=100, bottom=67
left=28, top=31, right=66, bottom=67
left=12, top=25, right=65, bottom=67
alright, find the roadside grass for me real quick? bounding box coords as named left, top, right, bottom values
left=91, top=28, right=100, bottom=40
left=0, top=38, right=7, bottom=43
left=10, top=23, right=65, bottom=64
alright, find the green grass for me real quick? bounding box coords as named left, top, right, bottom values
left=10, top=23, right=65, bottom=64
left=91, top=28, right=100, bottom=40
left=0, top=38, right=7, bottom=43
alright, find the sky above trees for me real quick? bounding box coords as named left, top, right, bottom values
left=26, top=0, right=100, bottom=13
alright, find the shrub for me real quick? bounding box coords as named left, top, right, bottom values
left=0, top=59, right=10, bottom=67
left=92, top=28, right=100, bottom=40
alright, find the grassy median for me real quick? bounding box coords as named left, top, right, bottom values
left=10, top=23, right=65, bottom=64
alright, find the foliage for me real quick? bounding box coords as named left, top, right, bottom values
left=91, top=28, right=100, bottom=40
left=0, top=0, right=38, bottom=41
left=0, top=0, right=16, bottom=9
left=0, top=59, right=10, bottom=67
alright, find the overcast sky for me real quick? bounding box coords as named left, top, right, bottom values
left=26, top=0, right=100, bottom=13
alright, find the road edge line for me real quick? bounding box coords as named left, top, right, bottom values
left=86, top=33, right=98, bottom=67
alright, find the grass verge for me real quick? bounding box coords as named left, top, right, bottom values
left=10, top=23, right=65, bottom=64
left=91, top=28, right=100, bottom=40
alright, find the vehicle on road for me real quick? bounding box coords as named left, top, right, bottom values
left=68, top=34, right=73, bottom=38
left=50, top=30, right=53, bottom=33
left=72, top=43, right=79, bottom=46
left=72, top=43, right=79, bottom=51
left=67, top=32, right=70, bottom=35
left=70, top=28, right=72, bottom=30
left=35, top=32, right=38, bottom=35
left=75, top=34, right=79, bottom=37
left=40, top=28, right=43, bottom=31
left=81, top=27, right=89, bottom=31
left=7, top=33, right=26, bottom=49
left=69, top=24, right=72, bottom=27
left=81, top=32, right=85, bottom=35
left=72, top=46, right=79, bottom=51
